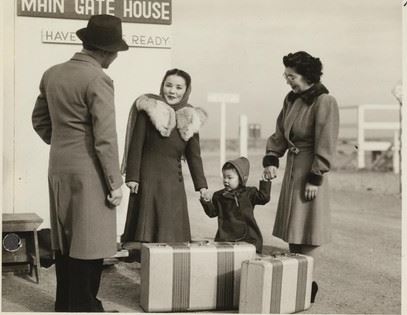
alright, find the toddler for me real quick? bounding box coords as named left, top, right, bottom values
left=200, top=157, right=271, bottom=253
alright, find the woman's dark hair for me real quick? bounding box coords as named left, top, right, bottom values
left=162, top=68, right=191, bottom=88
left=283, top=51, right=323, bottom=84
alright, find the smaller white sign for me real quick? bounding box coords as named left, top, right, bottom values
left=41, top=29, right=171, bottom=49
left=207, top=93, right=240, bottom=103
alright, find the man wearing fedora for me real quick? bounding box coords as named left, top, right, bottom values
left=32, top=15, right=128, bottom=312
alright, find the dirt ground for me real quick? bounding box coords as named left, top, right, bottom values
left=1, top=151, right=402, bottom=314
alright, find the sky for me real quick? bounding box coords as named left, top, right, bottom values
left=170, top=0, right=401, bottom=139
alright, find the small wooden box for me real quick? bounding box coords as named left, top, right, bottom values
left=2, top=213, right=43, bottom=283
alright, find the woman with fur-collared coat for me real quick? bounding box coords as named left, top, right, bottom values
left=263, top=51, right=339, bottom=303
left=121, top=69, right=209, bottom=243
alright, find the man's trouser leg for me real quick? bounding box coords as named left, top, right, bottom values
left=68, top=257, right=104, bottom=312
left=54, top=252, right=70, bottom=312
left=90, top=257, right=104, bottom=311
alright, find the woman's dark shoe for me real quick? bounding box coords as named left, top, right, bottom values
left=311, top=281, right=319, bottom=303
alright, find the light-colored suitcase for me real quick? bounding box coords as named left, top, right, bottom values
left=140, top=241, right=256, bottom=312
left=239, top=253, right=314, bottom=314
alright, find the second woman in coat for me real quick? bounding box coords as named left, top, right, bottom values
left=121, top=69, right=209, bottom=243
left=263, top=51, right=340, bottom=303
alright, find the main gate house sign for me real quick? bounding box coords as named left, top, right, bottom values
left=17, top=0, right=172, bottom=49
left=17, top=0, right=172, bottom=24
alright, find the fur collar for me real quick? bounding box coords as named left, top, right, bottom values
left=286, top=83, right=329, bottom=105
left=136, top=95, right=207, bottom=141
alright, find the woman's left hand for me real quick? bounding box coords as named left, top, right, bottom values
left=200, top=188, right=211, bottom=202
left=305, top=183, right=318, bottom=201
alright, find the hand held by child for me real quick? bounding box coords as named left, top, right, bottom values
left=261, top=173, right=273, bottom=181
left=200, top=188, right=211, bottom=202
left=263, top=166, right=277, bottom=180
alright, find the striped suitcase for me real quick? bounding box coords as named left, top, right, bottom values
left=239, top=254, right=314, bottom=314
left=140, top=241, right=256, bottom=312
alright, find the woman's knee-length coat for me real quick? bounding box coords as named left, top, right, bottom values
left=121, top=95, right=208, bottom=243
left=32, top=53, right=123, bottom=259
left=263, top=83, right=339, bottom=245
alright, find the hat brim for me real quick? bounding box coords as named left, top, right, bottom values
left=76, top=28, right=129, bottom=52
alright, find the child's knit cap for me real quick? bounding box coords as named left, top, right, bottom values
left=222, top=156, right=250, bottom=186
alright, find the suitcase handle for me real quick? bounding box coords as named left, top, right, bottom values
left=271, top=252, right=297, bottom=257
left=147, top=241, right=212, bottom=248
left=254, top=252, right=298, bottom=260
left=151, top=243, right=170, bottom=247
left=188, top=240, right=211, bottom=246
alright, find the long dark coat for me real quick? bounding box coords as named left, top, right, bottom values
left=121, top=98, right=207, bottom=243
left=263, top=83, right=339, bottom=245
left=32, top=53, right=123, bottom=259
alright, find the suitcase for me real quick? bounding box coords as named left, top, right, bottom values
left=140, top=241, right=256, bottom=312
left=239, top=253, right=314, bottom=314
